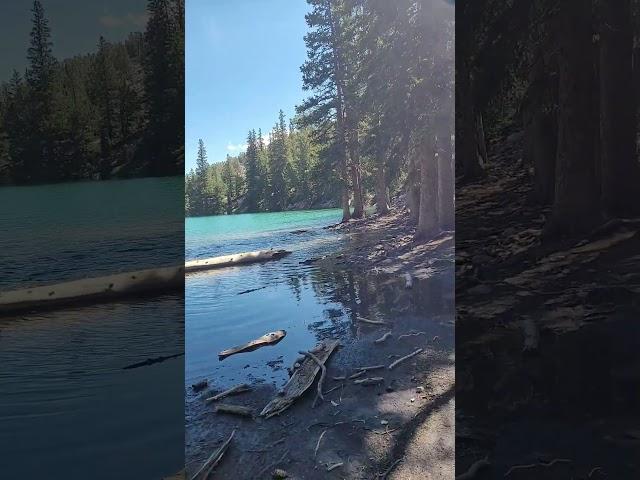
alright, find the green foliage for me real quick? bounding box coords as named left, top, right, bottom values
left=0, top=0, right=183, bottom=185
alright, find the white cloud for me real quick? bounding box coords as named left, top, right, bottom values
left=226, top=142, right=248, bottom=153
left=99, top=12, right=148, bottom=29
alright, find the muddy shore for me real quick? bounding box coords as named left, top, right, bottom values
left=185, top=210, right=454, bottom=479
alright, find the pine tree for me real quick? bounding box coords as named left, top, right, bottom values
left=25, top=0, right=57, bottom=181
left=299, top=0, right=353, bottom=222
left=244, top=129, right=260, bottom=212
left=193, top=139, right=209, bottom=215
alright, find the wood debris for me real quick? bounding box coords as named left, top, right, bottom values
left=205, top=383, right=250, bottom=403
left=260, top=340, right=339, bottom=418
left=219, top=330, right=286, bottom=360
left=388, top=348, right=423, bottom=370
left=190, top=429, right=235, bottom=480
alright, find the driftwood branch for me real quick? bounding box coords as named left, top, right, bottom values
left=357, top=316, right=388, bottom=325
left=261, top=341, right=339, bottom=418
left=299, top=350, right=326, bottom=407
left=355, top=364, right=385, bottom=371
left=354, top=377, right=384, bottom=386
left=388, top=348, right=423, bottom=370
left=397, top=331, right=426, bottom=340
left=205, top=384, right=250, bottom=403
left=374, top=332, right=393, bottom=344
left=314, top=429, right=327, bottom=459
left=190, top=429, right=235, bottom=480
left=214, top=404, right=254, bottom=417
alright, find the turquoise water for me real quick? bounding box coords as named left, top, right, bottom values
left=0, top=177, right=184, bottom=288
left=0, top=177, right=184, bottom=479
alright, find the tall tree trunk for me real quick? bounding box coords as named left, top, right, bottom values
left=599, top=0, right=640, bottom=216
left=531, top=109, right=558, bottom=204
left=375, top=161, right=390, bottom=215
left=417, top=135, right=439, bottom=239
left=457, top=58, right=485, bottom=181
left=407, top=137, right=421, bottom=224
left=349, top=129, right=365, bottom=218
left=546, top=0, right=603, bottom=236
left=437, top=131, right=454, bottom=230
left=328, top=1, right=350, bottom=223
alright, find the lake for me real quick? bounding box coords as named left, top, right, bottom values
left=0, top=177, right=184, bottom=479
left=185, top=209, right=454, bottom=468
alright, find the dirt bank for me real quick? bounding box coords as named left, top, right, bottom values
left=456, top=130, right=640, bottom=479
left=185, top=210, right=454, bottom=479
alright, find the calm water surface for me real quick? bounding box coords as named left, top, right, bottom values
left=0, top=177, right=184, bottom=479
left=185, top=210, right=454, bottom=466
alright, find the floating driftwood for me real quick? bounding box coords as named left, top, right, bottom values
left=354, top=377, right=384, bottom=386
left=237, top=286, right=267, bottom=295
left=260, top=340, right=340, bottom=418
left=205, top=383, right=250, bottom=403
left=191, top=429, right=235, bottom=480
left=215, top=403, right=254, bottom=417
left=185, top=249, right=291, bottom=273
left=219, top=330, right=286, bottom=360
left=123, top=352, right=184, bottom=370
left=374, top=332, right=393, bottom=344
left=0, top=265, right=184, bottom=314
left=388, top=348, right=423, bottom=370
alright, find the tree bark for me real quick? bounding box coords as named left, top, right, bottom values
left=349, top=129, right=365, bottom=218
left=546, top=0, right=603, bottom=236
left=437, top=131, right=454, bottom=229
left=407, top=140, right=421, bottom=225
left=417, top=136, right=439, bottom=239
left=599, top=0, right=640, bottom=216
left=531, top=109, right=557, bottom=204
left=457, top=58, right=485, bottom=181
left=375, top=161, right=390, bottom=214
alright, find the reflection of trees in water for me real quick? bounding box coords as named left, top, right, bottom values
left=285, top=264, right=454, bottom=340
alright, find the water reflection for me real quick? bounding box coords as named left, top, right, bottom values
left=185, top=212, right=454, bottom=466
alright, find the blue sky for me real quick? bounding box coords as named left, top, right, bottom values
left=185, top=0, right=311, bottom=171
left=0, top=0, right=148, bottom=80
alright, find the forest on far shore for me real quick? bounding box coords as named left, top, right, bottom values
left=185, top=0, right=454, bottom=240
left=0, top=0, right=184, bottom=185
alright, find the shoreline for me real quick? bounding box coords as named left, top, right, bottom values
left=185, top=208, right=455, bottom=479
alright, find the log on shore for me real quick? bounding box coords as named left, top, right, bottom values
left=0, top=265, right=184, bottom=314
left=260, top=340, right=339, bottom=418
left=185, top=249, right=291, bottom=273
left=218, top=330, right=287, bottom=360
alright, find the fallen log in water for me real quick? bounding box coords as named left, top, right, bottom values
left=0, top=265, right=184, bottom=314
left=260, top=340, right=340, bottom=418
left=218, top=330, right=287, bottom=360
left=185, top=249, right=291, bottom=273
left=123, top=352, right=184, bottom=370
